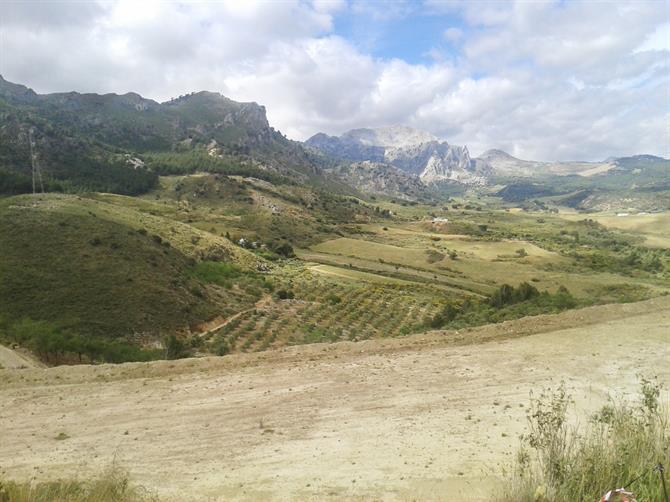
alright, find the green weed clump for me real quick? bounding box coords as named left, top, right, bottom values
left=0, top=467, right=158, bottom=502
left=497, top=379, right=670, bottom=502
left=190, top=261, right=243, bottom=287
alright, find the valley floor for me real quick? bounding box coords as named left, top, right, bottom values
left=1, top=297, right=669, bottom=501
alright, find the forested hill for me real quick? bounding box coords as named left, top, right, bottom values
left=0, top=76, right=337, bottom=195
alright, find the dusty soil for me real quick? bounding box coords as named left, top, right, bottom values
left=1, top=297, right=669, bottom=501
left=0, top=344, right=43, bottom=370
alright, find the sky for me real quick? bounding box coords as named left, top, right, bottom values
left=1, top=0, right=669, bottom=161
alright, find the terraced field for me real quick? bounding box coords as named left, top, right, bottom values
left=205, top=270, right=446, bottom=353
left=303, top=224, right=666, bottom=298
left=197, top=207, right=669, bottom=357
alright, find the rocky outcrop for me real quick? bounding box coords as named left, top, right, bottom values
left=334, top=161, right=429, bottom=199
left=306, top=126, right=486, bottom=185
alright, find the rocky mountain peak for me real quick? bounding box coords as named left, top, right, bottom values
left=0, top=75, right=38, bottom=103
left=306, top=126, right=485, bottom=186
left=479, top=149, right=518, bottom=161
left=341, top=126, right=438, bottom=147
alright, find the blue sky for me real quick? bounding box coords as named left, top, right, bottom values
left=1, top=0, right=668, bottom=160
left=333, top=5, right=465, bottom=64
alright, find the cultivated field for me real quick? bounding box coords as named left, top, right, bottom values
left=2, top=297, right=669, bottom=501
left=558, top=211, right=670, bottom=248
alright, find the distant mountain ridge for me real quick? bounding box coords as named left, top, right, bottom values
left=1, top=75, right=666, bottom=205
left=0, top=75, right=274, bottom=152
left=306, top=124, right=668, bottom=204
left=305, top=126, right=488, bottom=186
left=477, top=149, right=617, bottom=178
left=478, top=149, right=669, bottom=179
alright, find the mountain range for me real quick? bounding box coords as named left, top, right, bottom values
left=306, top=126, right=490, bottom=186
left=1, top=76, right=667, bottom=209
left=0, top=75, right=335, bottom=195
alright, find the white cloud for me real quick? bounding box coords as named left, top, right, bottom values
left=0, top=0, right=668, bottom=160
left=636, top=22, right=670, bottom=52
left=443, top=27, right=463, bottom=42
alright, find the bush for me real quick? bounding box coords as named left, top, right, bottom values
left=271, top=242, right=295, bottom=258
left=426, top=249, right=445, bottom=264
left=4, top=318, right=161, bottom=364
left=0, top=466, right=157, bottom=502
left=325, top=294, right=342, bottom=305
left=496, top=379, right=670, bottom=502
left=215, top=341, right=230, bottom=356
left=427, top=283, right=577, bottom=330
left=489, top=282, right=539, bottom=308
left=426, top=303, right=459, bottom=329
left=164, top=334, right=189, bottom=360
left=275, top=289, right=295, bottom=300
left=191, top=261, right=242, bottom=286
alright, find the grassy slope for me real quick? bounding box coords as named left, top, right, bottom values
left=306, top=221, right=667, bottom=299
left=0, top=194, right=261, bottom=342
left=142, top=174, right=379, bottom=248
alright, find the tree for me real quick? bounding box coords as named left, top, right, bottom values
left=514, top=282, right=539, bottom=302
left=489, top=284, right=515, bottom=308
left=273, top=242, right=295, bottom=258
left=164, top=335, right=187, bottom=360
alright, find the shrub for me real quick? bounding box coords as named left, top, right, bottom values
left=496, top=380, right=670, bottom=502
left=426, top=303, right=460, bottom=329
left=0, top=466, right=157, bottom=502
left=427, top=283, right=576, bottom=330
left=164, top=334, right=188, bottom=360
left=489, top=284, right=516, bottom=308
left=325, top=294, right=342, bottom=305
left=272, top=242, right=295, bottom=258
left=3, top=318, right=163, bottom=364
left=275, top=289, right=295, bottom=300
left=426, top=249, right=445, bottom=264
left=191, top=261, right=242, bottom=286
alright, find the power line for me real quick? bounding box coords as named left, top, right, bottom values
left=28, top=127, right=45, bottom=195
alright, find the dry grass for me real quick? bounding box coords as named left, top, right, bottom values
left=0, top=466, right=157, bottom=502
left=497, top=380, right=670, bottom=502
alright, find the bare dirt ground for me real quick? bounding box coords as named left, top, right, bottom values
left=0, top=344, right=43, bottom=370
left=1, top=297, right=669, bottom=501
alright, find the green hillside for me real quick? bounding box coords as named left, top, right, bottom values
left=0, top=194, right=266, bottom=361
left=0, top=76, right=345, bottom=197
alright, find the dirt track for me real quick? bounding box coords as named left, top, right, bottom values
left=1, top=297, right=669, bottom=501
